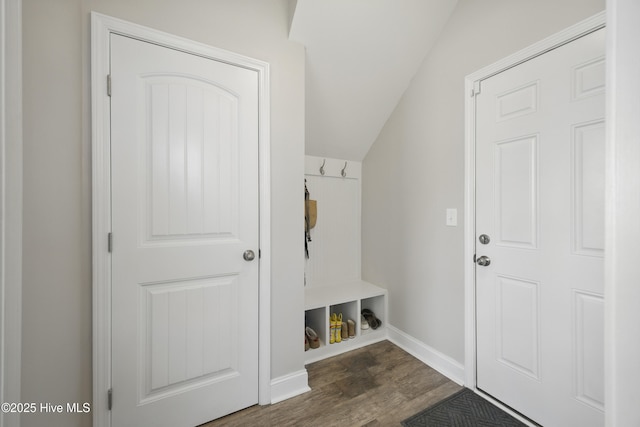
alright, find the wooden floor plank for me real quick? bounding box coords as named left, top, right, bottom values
left=201, top=340, right=462, bottom=426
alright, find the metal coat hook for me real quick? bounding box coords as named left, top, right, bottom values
left=341, top=162, right=347, bottom=177
left=320, top=159, right=326, bottom=176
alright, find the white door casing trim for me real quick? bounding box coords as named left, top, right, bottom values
left=0, top=1, right=22, bottom=427
left=91, top=12, right=271, bottom=427
left=605, top=1, right=640, bottom=425
left=463, top=11, right=606, bottom=390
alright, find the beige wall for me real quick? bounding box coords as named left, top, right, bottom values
left=22, top=1, right=305, bottom=426
left=362, top=0, right=605, bottom=364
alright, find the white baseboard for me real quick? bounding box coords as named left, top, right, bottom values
left=270, top=327, right=464, bottom=405
left=269, top=369, right=311, bottom=404
left=387, top=324, right=465, bottom=385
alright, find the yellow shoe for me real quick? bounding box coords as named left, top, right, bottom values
left=335, top=313, right=343, bottom=343
left=330, top=313, right=337, bottom=344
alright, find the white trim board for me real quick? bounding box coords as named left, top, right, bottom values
left=0, top=1, right=22, bottom=426
left=386, top=325, right=465, bottom=386
left=605, top=1, right=640, bottom=424
left=269, top=370, right=311, bottom=404
left=304, top=155, right=362, bottom=179
left=463, top=11, right=606, bottom=390
left=91, top=12, right=271, bottom=427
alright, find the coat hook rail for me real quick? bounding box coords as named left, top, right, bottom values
left=320, top=159, right=326, bottom=176
left=341, top=161, right=347, bottom=177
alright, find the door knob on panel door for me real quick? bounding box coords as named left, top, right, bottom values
left=476, top=255, right=491, bottom=266
left=243, top=250, right=256, bottom=261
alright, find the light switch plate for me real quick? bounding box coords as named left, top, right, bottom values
left=446, top=208, right=457, bottom=226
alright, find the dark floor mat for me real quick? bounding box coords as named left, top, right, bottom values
left=402, top=388, right=528, bottom=427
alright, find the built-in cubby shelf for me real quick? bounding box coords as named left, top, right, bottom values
left=304, top=280, right=387, bottom=364
left=303, top=156, right=387, bottom=364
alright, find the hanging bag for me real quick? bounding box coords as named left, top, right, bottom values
left=304, top=180, right=317, bottom=258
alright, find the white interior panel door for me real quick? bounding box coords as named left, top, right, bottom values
left=475, top=28, right=605, bottom=427
left=110, top=34, right=259, bottom=427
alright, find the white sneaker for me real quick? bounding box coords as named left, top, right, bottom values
left=360, top=314, right=370, bottom=330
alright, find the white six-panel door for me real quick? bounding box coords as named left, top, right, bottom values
left=475, top=28, right=605, bottom=426
left=110, top=33, right=259, bottom=427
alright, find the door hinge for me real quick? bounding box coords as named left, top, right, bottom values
left=107, top=232, right=113, bottom=253
left=107, top=74, right=112, bottom=97
left=471, top=80, right=481, bottom=97
left=107, top=388, right=113, bottom=410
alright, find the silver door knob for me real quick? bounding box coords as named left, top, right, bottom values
left=477, top=255, right=491, bottom=266
left=243, top=250, right=256, bottom=261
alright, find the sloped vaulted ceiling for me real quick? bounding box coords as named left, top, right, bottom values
left=290, top=0, right=458, bottom=161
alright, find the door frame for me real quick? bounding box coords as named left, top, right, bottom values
left=91, top=12, right=271, bottom=427
left=463, top=11, right=605, bottom=399
left=0, top=1, right=22, bottom=427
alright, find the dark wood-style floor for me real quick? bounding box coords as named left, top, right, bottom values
left=202, top=340, right=462, bottom=426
